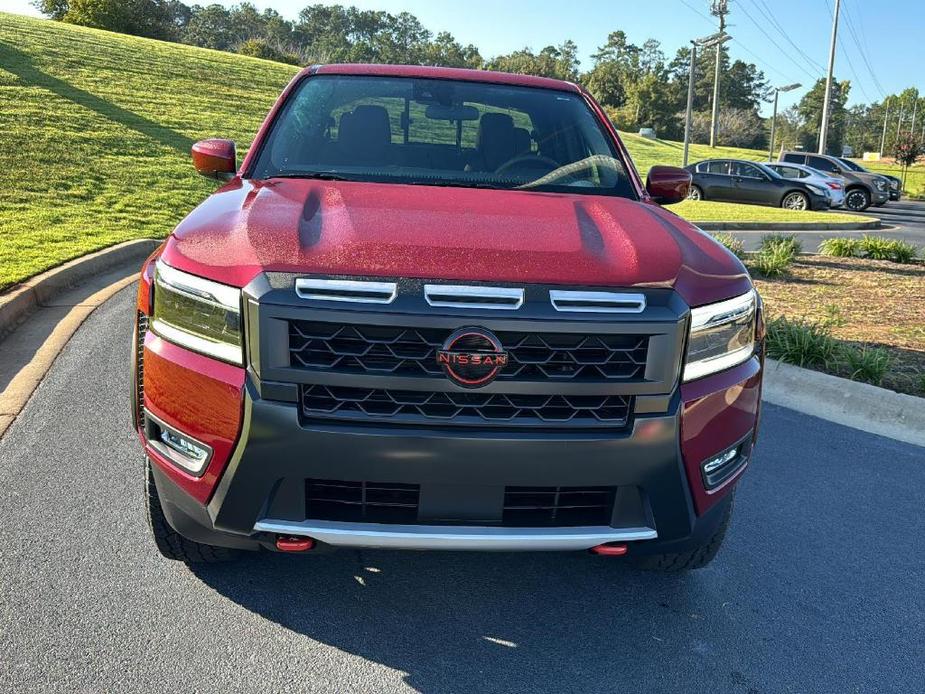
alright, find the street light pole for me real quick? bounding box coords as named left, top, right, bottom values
left=768, top=83, right=801, bottom=161
left=683, top=42, right=697, bottom=167
left=818, top=0, right=841, bottom=154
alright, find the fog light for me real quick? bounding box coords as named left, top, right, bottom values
left=144, top=409, right=212, bottom=476
left=704, top=448, right=737, bottom=474
left=701, top=439, right=750, bottom=490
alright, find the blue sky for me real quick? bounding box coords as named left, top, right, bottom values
left=4, top=0, right=922, bottom=115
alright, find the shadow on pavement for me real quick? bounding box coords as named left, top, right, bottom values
left=190, top=549, right=726, bottom=692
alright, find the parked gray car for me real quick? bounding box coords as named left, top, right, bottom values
left=837, top=157, right=901, bottom=202
left=766, top=162, right=845, bottom=208
left=779, top=151, right=889, bottom=211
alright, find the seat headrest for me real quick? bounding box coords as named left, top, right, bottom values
left=339, top=105, right=392, bottom=150
left=477, top=113, right=516, bottom=170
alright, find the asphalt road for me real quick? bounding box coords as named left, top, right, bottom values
left=1, top=287, right=923, bottom=693
left=731, top=198, right=925, bottom=252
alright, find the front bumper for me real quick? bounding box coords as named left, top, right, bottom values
left=146, top=357, right=761, bottom=555
left=138, top=273, right=762, bottom=556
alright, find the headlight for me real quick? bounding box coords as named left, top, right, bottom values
left=151, top=260, right=243, bottom=364
left=683, top=290, right=757, bottom=382
left=875, top=179, right=887, bottom=191
left=889, top=179, right=899, bottom=190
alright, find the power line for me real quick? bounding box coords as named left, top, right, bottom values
left=840, top=0, right=887, bottom=98
left=735, top=0, right=823, bottom=83
left=748, top=0, right=827, bottom=74
left=677, top=0, right=801, bottom=84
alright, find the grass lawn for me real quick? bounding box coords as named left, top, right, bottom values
left=669, top=200, right=869, bottom=224
left=0, top=13, right=873, bottom=290
left=754, top=256, right=925, bottom=396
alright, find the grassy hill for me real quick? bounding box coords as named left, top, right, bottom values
left=0, top=13, right=869, bottom=290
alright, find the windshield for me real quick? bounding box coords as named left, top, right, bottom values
left=838, top=157, right=866, bottom=172
left=249, top=75, right=636, bottom=198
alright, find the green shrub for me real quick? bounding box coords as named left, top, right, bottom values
left=884, top=239, right=919, bottom=263
left=766, top=317, right=840, bottom=368
left=711, top=232, right=746, bottom=259
left=818, top=237, right=861, bottom=257
left=842, top=345, right=892, bottom=386
left=859, top=235, right=897, bottom=260
left=858, top=236, right=920, bottom=263
left=759, top=233, right=802, bottom=259
left=749, top=244, right=794, bottom=277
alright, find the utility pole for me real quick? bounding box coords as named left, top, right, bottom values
left=909, top=93, right=918, bottom=135
left=880, top=96, right=890, bottom=156
left=683, top=42, right=697, bottom=167
left=768, top=83, right=801, bottom=161
left=684, top=32, right=730, bottom=165
left=709, top=0, right=729, bottom=148
left=896, top=99, right=904, bottom=141
left=818, top=0, right=841, bottom=154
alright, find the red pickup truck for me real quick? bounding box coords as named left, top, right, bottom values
left=133, top=64, right=763, bottom=570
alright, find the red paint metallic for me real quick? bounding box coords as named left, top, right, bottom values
left=142, top=332, right=245, bottom=504
left=645, top=166, right=692, bottom=204
left=680, top=357, right=763, bottom=515
left=160, top=178, right=751, bottom=307
left=191, top=139, right=236, bottom=179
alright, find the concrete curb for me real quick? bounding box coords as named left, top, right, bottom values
left=0, top=239, right=159, bottom=339
left=0, top=273, right=139, bottom=439
left=695, top=219, right=881, bottom=231
left=762, top=358, right=925, bottom=449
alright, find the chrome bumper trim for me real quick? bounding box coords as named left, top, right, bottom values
left=254, top=519, right=657, bottom=551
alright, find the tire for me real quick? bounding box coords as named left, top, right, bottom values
left=781, top=191, right=809, bottom=211
left=629, top=494, right=734, bottom=572
left=844, top=187, right=870, bottom=211
left=145, top=460, right=239, bottom=563
left=687, top=184, right=704, bottom=201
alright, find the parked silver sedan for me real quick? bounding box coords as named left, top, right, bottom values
left=766, top=162, right=845, bottom=208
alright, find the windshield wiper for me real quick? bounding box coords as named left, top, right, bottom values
left=268, top=171, right=354, bottom=181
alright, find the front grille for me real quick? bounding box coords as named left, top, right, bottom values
left=503, top=486, right=616, bottom=526
left=135, top=312, right=148, bottom=427
left=300, top=385, right=632, bottom=428
left=289, top=321, right=648, bottom=382
left=305, top=479, right=419, bottom=524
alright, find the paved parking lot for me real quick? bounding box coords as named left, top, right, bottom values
left=730, top=198, right=925, bottom=252
left=1, top=287, right=923, bottom=693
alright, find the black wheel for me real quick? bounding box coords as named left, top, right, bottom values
left=687, top=184, right=704, bottom=201
left=844, top=187, right=870, bottom=211
left=629, top=494, right=734, bottom=572
left=781, top=191, right=809, bottom=211
left=145, top=460, right=239, bottom=563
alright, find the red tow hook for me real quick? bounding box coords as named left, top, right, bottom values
left=590, top=542, right=628, bottom=556
left=275, top=535, right=315, bottom=552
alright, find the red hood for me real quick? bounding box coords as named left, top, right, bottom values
left=161, top=179, right=751, bottom=306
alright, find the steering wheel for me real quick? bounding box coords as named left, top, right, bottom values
left=494, top=153, right=560, bottom=175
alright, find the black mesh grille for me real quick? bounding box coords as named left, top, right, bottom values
left=503, top=486, right=616, bottom=526
left=305, top=479, right=419, bottom=524
left=135, top=312, right=148, bottom=427
left=289, top=321, right=648, bottom=382
left=300, top=385, right=632, bottom=428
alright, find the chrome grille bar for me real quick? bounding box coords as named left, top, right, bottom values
left=295, top=278, right=397, bottom=304
left=549, top=290, right=646, bottom=314
left=424, top=284, right=524, bottom=310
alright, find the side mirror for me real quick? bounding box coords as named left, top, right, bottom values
left=191, top=139, right=236, bottom=180
left=646, top=165, right=691, bottom=205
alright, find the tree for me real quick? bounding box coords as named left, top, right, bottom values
left=797, top=77, right=851, bottom=154
left=893, top=133, right=922, bottom=188
left=486, top=41, right=580, bottom=81
left=37, top=0, right=184, bottom=40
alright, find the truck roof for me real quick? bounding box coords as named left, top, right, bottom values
left=308, top=63, right=582, bottom=93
